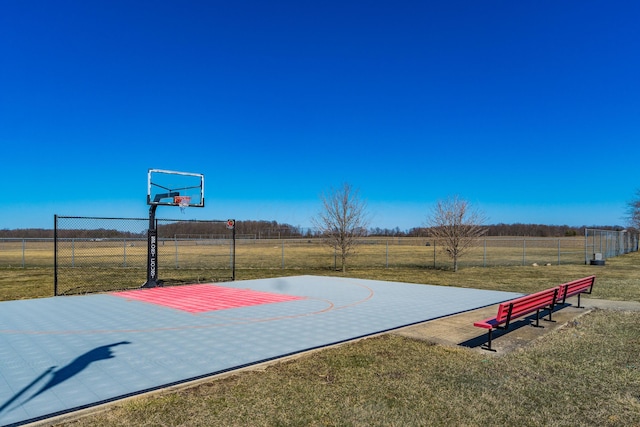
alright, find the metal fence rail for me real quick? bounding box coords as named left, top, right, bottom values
left=0, top=238, right=52, bottom=267
left=2, top=220, right=638, bottom=297
left=3, top=234, right=638, bottom=273
left=223, top=234, right=638, bottom=270
left=233, top=236, right=590, bottom=270
left=53, top=216, right=235, bottom=295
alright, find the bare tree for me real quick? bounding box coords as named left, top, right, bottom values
left=426, top=195, right=487, bottom=272
left=311, top=183, right=369, bottom=272
left=626, top=189, right=640, bottom=229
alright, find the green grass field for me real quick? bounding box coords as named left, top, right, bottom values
left=0, top=251, right=625, bottom=425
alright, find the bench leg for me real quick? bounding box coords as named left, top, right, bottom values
left=576, top=293, right=584, bottom=309
left=543, top=305, right=556, bottom=324
left=480, top=329, right=497, bottom=352
left=531, top=309, right=545, bottom=328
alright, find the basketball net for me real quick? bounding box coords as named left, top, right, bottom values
left=174, top=196, right=191, bottom=214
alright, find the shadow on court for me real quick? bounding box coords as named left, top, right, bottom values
left=0, top=341, right=130, bottom=416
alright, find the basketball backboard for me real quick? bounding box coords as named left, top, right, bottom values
left=147, top=169, right=204, bottom=207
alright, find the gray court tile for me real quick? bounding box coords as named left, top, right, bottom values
left=0, top=275, right=521, bottom=426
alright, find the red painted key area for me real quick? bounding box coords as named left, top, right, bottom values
left=112, top=284, right=303, bottom=313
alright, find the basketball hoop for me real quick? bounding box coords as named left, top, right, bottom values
left=174, top=196, right=191, bottom=214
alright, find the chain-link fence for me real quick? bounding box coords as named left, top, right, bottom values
left=6, top=234, right=639, bottom=274
left=54, top=216, right=235, bottom=295
left=585, top=228, right=639, bottom=262
left=0, top=238, right=52, bottom=267
left=3, top=220, right=637, bottom=297
left=233, top=236, right=590, bottom=270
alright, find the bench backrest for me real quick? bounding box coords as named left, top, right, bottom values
left=495, top=287, right=559, bottom=325
left=558, top=275, right=595, bottom=301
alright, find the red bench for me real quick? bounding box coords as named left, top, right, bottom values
left=558, top=275, right=595, bottom=308
left=474, top=276, right=596, bottom=351
left=474, top=287, right=560, bottom=352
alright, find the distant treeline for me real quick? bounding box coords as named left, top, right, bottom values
left=407, top=223, right=627, bottom=238
left=0, top=220, right=629, bottom=239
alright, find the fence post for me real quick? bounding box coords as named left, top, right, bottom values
left=385, top=241, right=389, bottom=268
left=617, top=231, right=621, bottom=256
left=232, top=224, right=236, bottom=281
left=123, top=238, right=127, bottom=267
left=584, top=228, right=588, bottom=264
left=433, top=240, right=436, bottom=268
left=483, top=238, right=487, bottom=267
left=281, top=240, right=285, bottom=269
left=54, top=215, right=58, bottom=296
left=174, top=235, right=179, bottom=268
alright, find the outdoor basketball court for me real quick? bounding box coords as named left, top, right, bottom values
left=0, top=275, right=522, bottom=426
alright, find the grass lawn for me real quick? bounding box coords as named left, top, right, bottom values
left=48, top=252, right=640, bottom=426
left=59, top=311, right=640, bottom=426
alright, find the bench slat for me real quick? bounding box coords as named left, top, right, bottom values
left=496, top=287, right=558, bottom=323
left=558, top=275, right=595, bottom=304
left=473, top=287, right=558, bottom=330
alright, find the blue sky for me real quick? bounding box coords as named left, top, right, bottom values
left=1, top=1, right=639, bottom=231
